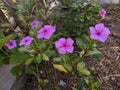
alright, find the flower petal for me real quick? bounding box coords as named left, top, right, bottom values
left=95, top=23, right=104, bottom=32
left=44, top=25, right=55, bottom=32
left=66, top=46, right=74, bottom=53
left=97, top=35, right=108, bottom=42
left=55, top=38, right=65, bottom=48
left=58, top=47, right=66, bottom=54
left=99, top=9, right=106, bottom=17
left=44, top=30, right=54, bottom=39
left=38, top=28, right=44, bottom=33
left=89, top=27, right=96, bottom=35
left=30, top=20, right=40, bottom=29
left=102, top=27, right=110, bottom=36
left=44, top=25, right=55, bottom=39
left=37, top=33, right=44, bottom=39
left=66, top=38, right=74, bottom=46
left=90, top=34, right=107, bottom=42
left=5, top=40, right=17, bottom=49
left=19, top=36, right=33, bottom=46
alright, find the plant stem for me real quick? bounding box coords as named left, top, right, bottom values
left=36, top=64, right=41, bottom=83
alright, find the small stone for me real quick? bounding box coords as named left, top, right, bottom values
left=103, top=76, right=109, bottom=81
left=90, top=67, right=95, bottom=71
left=111, top=77, right=115, bottom=80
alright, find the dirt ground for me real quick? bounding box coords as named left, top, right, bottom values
left=23, top=3, right=120, bottom=90
left=86, top=3, right=120, bottom=90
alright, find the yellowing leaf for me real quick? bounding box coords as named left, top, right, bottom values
left=53, top=64, right=68, bottom=73
left=42, top=54, right=49, bottom=61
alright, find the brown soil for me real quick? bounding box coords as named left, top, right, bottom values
left=86, top=4, right=120, bottom=90
left=23, top=4, right=120, bottom=90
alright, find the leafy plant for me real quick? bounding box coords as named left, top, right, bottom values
left=0, top=0, right=110, bottom=89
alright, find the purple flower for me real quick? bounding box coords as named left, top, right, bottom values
left=83, top=2, right=87, bottom=6
left=37, top=25, right=56, bottom=40
left=39, top=70, right=44, bottom=74
left=5, top=40, right=17, bottom=49
left=99, top=9, right=106, bottom=17
left=47, top=0, right=52, bottom=3
left=30, top=20, right=40, bottom=29
left=55, top=38, right=74, bottom=54
left=58, top=80, right=66, bottom=87
left=89, top=23, right=110, bottom=42
left=19, top=36, right=33, bottom=46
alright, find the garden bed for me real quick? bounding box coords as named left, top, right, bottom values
left=0, top=1, right=120, bottom=90
left=87, top=3, right=120, bottom=90
left=21, top=3, right=120, bottom=90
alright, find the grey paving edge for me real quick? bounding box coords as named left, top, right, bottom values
left=10, top=74, right=27, bottom=90
left=0, top=64, right=16, bottom=90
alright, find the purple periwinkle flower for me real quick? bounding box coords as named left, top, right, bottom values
left=37, top=25, right=56, bottom=40
left=83, top=2, right=87, bottom=6
left=5, top=40, right=17, bottom=49
left=39, top=70, right=44, bottom=74
left=30, top=20, right=40, bottom=29
left=58, top=80, right=66, bottom=87
left=89, top=23, right=110, bottom=42
left=19, top=36, right=33, bottom=46
left=55, top=38, right=74, bottom=54
left=99, top=9, right=106, bottom=17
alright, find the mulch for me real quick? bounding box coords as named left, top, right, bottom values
left=86, top=3, right=120, bottom=90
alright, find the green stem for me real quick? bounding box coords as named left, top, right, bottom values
left=36, top=64, right=41, bottom=83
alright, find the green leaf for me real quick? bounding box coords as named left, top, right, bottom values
left=0, top=30, right=3, bottom=37
left=76, top=78, right=84, bottom=90
left=82, top=34, right=91, bottom=44
left=31, top=4, right=38, bottom=13
left=85, top=76, right=100, bottom=90
left=77, top=62, right=85, bottom=69
left=43, top=79, right=49, bottom=84
left=88, top=48, right=101, bottom=59
left=18, top=14, right=27, bottom=24
left=18, top=46, right=35, bottom=53
left=25, top=66, right=36, bottom=75
left=53, top=57, right=61, bottom=62
left=81, top=69, right=90, bottom=76
left=45, top=49, right=55, bottom=57
left=77, top=62, right=90, bottom=76
left=42, top=54, right=49, bottom=61
left=64, top=64, right=72, bottom=72
left=18, top=47, right=29, bottom=52
left=9, top=49, right=30, bottom=63
left=1, top=23, right=9, bottom=28
left=16, top=5, right=24, bottom=10
left=35, top=54, right=42, bottom=64
left=76, top=38, right=87, bottom=50
left=25, top=58, right=33, bottom=65
left=0, top=34, right=14, bottom=49
left=37, top=41, right=46, bottom=51
left=79, top=50, right=85, bottom=58
left=11, top=65, right=23, bottom=76
left=71, top=87, right=78, bottom=90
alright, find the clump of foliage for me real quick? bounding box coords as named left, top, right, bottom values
left=0, top=0, right=110, bottom=90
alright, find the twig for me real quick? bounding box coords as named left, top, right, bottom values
left=0, top=9, right=8, bottom=22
